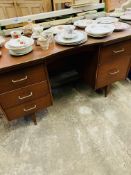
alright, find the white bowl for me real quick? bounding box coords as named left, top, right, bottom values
left=9, top=46, right=33, bottom=56
left=85, top=24, right=115, bottom=36
left=5, top=36, right=34, bottom=51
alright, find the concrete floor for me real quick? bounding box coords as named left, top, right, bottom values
left=0, top=80, right=131, bottom=175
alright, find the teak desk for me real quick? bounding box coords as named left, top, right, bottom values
left=0, top=29, right=131, bottom=124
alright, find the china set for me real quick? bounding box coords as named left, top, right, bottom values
left=53, top=25, right=87, bottom=46
left=2, top=13, right=131, bottom=56
left=72, top=16, right=130, bottom=38
left=5, top=32, right=34, bottom=56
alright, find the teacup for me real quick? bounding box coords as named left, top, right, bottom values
left=11, top=30, right=22, bottom=39
left=64, top=26, right=74, bottom=35
left=63, top=26, right=76, bottom=39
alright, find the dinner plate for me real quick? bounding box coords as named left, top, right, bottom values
left=114, top=22, right=130, bottom=31
left=74, top=19, right=95, bottom=28
left=85, top=24, right=115, bottom=36
left=96, top=17, right=119, bottom=24
left=55, top=31, right=86, bottom=45
left=120, top=15, right=131, bottom=21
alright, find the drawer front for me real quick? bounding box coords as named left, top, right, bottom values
left=0, top=64, right=47, bottom=93
left=5, top=94, right=52, bottom=121
left=96, top=55, right=131, bottom=89
left=0, top=81, right=50, bottom=109
left=99, top=40, right=131, bottom=65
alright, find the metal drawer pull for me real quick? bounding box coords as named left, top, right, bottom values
left=12, top=76, right=28, bottom=83
left=113, top=48, right=125, bottom=54
left=23, top=105, right=36, bottom=112
left=18, top=92, right=33, bottom=100
left=109, top=70, right=119, bottom=75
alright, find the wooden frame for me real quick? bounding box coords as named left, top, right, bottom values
left=104, top=0, right=127, bottom=12
left=0, top=3, right=104, bottom=26
left=53, top=0, right=75, bottom=10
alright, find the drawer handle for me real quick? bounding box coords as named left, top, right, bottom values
left=18, top=92, right=33, bottom=100
left=23, top=105, right=36, bottom=112
left=109, top=70, right=119, bottom=75
left=113, top=48, right=125, bottom=54
left=12, top=76, right=28, bottom=83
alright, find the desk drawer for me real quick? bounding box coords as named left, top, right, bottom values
left=96, top=55, right=131, bottom=89
left=5, top=94, right=52, bottom=121
left=0, top=81, right=49, bottom=109
left=0, top=64, right=46, bottom=93
left=99, top=40, right=131, bottom=65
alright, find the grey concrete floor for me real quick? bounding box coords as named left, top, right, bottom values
left=0, top=80, right=131, bottom=175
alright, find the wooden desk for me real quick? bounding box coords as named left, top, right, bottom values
left=0, top=29, right=131, bottom=124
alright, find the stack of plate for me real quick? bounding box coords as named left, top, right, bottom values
left=85, top=24, right=115, bottom=38
left=55, top=30, right=87, bottom=46
left=74, top=19, right=95, bottom=29
left=5, top=36, right=34, bottom=56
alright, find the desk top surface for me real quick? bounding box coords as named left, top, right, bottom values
left=0, top=28, right=131, bottom=73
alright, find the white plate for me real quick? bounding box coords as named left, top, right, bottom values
left=96, top=17, right=119, bottom=24
left=120, top=15, right=131, bottom=21
left=85, top=24, right=115, bottom=36
left=55, top=31, right=86, bottom=45
left=49, top=25, right=75, bottom=35
left=9, top=46, right=33, bottom=56
left=87, top=32, right=113, bottom=38
left=5, top=36, right=34, bottom=50
left=74, top=19, right=95, bottom=28
left=109, top=12, right=124, bottom=18
left=56, top=37, right=87, bottom=46
left=114, top=22, right=130, bottom=31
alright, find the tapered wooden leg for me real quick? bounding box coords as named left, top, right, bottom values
left=31, top=114, right=37, bottom=125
